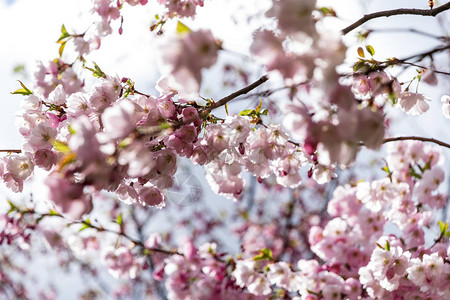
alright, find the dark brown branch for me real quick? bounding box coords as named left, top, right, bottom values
left=400, top=45, right=450, bottom=62
left=342, top=2, right=450, bottom=35
left=31, top=210, right=183, bottom=256
left=72, top=219, right=183, bottom=256
left=383, top=136, right=450, bottom=149
left=0, top=150, right=21, bottom=153
left=236, top=81, right=309, bottom=100
left=204, top=75, right=269, bottom=113
left=386, top=59, right=450, bottom=75
left=366, top=28, right=449, bottom=41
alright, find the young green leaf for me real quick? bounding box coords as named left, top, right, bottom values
left=176, top=20, right=191, bottom=35
left=253, top=248, right=273, bottom=261
left=319, top=7, right=336, bottom=16
left=239, top=109, right=253, bottom=116
left=59, top=41, right=67, bottom=57
left=7, top=200, right=17, bottom=214
left=53, top=140, right=70, bottom=154
left=79, top=223, right=90, bottom=232
left=11, top=80, right=33, bottom=95
left=116, top=213, right=123, bottom=226
left=57, top=24, right=71, bottom=43
left=68, top=124, right=76, bottom=135
left=439, top=220, right=448, bottom=234
left=366, top=45, right=375, bottom=56
left=61, top=24, right=68, bottom=36
left=49, top=210, right=60, bottom=216
left=255, top=99, right=262, bottom=114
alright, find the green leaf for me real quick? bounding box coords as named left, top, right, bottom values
left=439, top=221, right=448, bottom=234
left=353, top=60, right=369, bottom=72
left=68, top=124, right=76, bottom=135
left=408, top=167, right=422, bottom=179
left=366, top=45, right=375, bottom=56
left=61, top=24, right=68, bottom=36
left=57, top=24, right=71, bottom=43
left=357, top=47, right=365, bottom=58
left=385, top=241, right=390, bottom=251
left=239, top=109, right=253, bottom=116
left=261, top=109, right=268, bottom=115
left=176, top=20, right=191, bottom=35
left=79, top=218, right=92, bottom=231
left=253, top=248, right=273, bottom=261
left=83, top=62, right=106, bottom=78
left=319, top=7, right=336, bottom=16
left=255, top=99, right=262, bottom=114
left=79, top=223, right=90, bottom=232
left=11, top=88, right=32, bottom=95
left=49, top=210, right=60, bottom=216
left=11, top=80, right=33, bottom=95
left=160, top=122, right=171, bottom=130
left=53, top=140, right=70, bottom=154
left=13, top=64, right=26, bottom=74
left=155, top=14, right=160, bottom=20
left=93, top=63, right=106, bottom=78
left=7, top=200, right=17, bottom=213
left=58, top=41, right=67, bottom=57
left=116, top=213, right=123, bottom=226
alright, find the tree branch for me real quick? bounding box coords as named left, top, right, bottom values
left=342, top=2, right=450, bottom=35
left=366, top=28, right=449, bottom=41
left=203, top=75, right=269, bottom=113
left=382, top=136, right=450, bottom=149
left=0, top=149, right=21, bottom=153
left=386, top=59, right=450, bottom=75
left=400, top=44, right=450, bottom=62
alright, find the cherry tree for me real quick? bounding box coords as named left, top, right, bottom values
left=1, top=0, right=450, bottom=299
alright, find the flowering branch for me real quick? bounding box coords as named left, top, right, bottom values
left=386, top=59, right=450, bottom=75
left=74, top=220, right=183, bottom=256
left=203, top=75, right=269, bottom=113
left=14, top=205, right=183, bottom=257
left=383, top=136, right=450, bottom=149
left=342, top=1, right=450, bottom=35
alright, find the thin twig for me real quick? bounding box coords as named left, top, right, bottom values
left=386, top=59, right=450, bottom=75
left=400, top=45, right=450, bottom=62
left=0, top=150, right=21, bottom=153
left=203, top=75, right=269, bottom=113
left=28, top=210, right=184, bottom=256
left=73, top=219, right=183, bottom=256
left=342, top=2, right=450, bottom=35
left=236, top=81, right=310, bottom=100
left=382, top=136, right=450, bottom=149
left=366, top=28, right=449, bottom=41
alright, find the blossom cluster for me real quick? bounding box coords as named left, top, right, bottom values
left=1, top=0, right=449, bottom=298
left=148, top=141, right=449, bottom=299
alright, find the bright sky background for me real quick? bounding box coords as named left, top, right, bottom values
left=0, top=0, right=449, bottom=298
